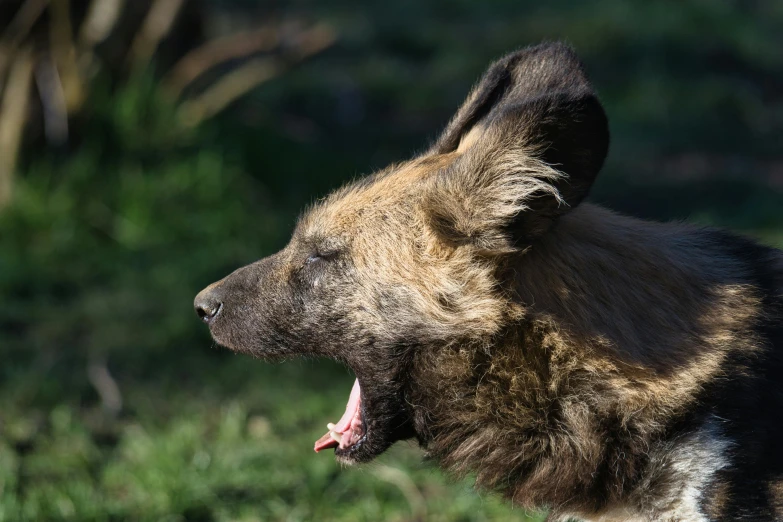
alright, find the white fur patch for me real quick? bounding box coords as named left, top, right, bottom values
left=659, top=417, right=731, bottom=521
left=559, top=417, right=731, bottom=522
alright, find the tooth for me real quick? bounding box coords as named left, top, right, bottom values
left=327, top=423, right=336, bottom=431
left=330, top=431, right=342, bottom=443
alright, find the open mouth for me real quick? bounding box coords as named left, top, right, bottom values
left=313, top=378, right=368, bottom=457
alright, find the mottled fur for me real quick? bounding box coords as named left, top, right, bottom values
left=195, top=43, right=783, bottom=521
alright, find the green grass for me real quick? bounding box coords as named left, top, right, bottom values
left=0, top=356, right=544, bottom=522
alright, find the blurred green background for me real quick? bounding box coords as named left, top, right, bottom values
left=0, top=1, right=781, bottom=521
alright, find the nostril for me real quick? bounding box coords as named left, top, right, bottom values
left=195, top=301, right=222, bottom=324
left=194, top=285, right=225, bottom=324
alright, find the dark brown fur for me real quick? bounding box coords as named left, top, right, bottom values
left=195, top=43, right=783, bottom=521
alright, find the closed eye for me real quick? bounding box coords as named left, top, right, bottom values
left=305, top=249, right=339, bottom=265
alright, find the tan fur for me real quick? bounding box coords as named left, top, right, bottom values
left=516, top=204, right=763, bottom=410
left=768, top=481, right=783, bottom=520
left=294, top=148, right=768, bottom=517
left=197, top=43, right=783, bottom=520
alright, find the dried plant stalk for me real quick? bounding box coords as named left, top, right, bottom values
left=0, top=0, right=49, bottom=48
left=0, top=0, right=48, bottom=87
left=0, top=47, right=35, bottom=209
left=49, top=0, right=84, bottom=112
left=285, top=22, right=337, bottom=60
left=177, top=57, right=279, bottom=128
left=176, top=23, right=336, bottom=128
left=78, top=0, right=125, bottom=48
left=128, top=0, right=185, bottom=71
left=164, top=26, right=280, bottom=97
left=35, top=56, right=69, bottom=145
left=87, top=360, right=123, bottom=415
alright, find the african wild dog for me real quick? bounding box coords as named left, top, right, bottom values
left=194, top=43, right=783, bottom=521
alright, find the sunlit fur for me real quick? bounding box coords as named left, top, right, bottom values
left=197, top=43, right=783, bottom=520
left=296, top=149, right=781, bottom=518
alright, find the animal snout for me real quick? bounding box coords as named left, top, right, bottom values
left=194, top=286, right=223, bottom=324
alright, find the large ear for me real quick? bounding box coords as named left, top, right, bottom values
left=426, top=42, right=609, bottom=252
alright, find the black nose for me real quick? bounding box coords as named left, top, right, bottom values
left=194, top=288, right=223, bottom=324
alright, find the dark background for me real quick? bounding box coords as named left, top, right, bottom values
left=0, top=1, right=781, bottom=520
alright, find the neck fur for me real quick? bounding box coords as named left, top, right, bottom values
left=410, top=203, right=763, bottom=514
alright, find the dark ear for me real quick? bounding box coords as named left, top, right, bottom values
left=426, top=42, right=609, bottom=251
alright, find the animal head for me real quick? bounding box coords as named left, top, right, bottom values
left=194, top=42, right=609, bottom=464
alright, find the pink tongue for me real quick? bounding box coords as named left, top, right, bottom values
left=334, top=378, right=361, bottom=433
left=314, top=378, right=361, bottom=452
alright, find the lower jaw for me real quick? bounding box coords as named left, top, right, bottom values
left=334, top=434, right=370, bottom=463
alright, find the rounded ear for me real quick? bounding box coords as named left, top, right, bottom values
left=425, top=42, right=609, bottom=252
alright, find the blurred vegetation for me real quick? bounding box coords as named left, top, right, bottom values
left=0, top=0, right=781, bottom=520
